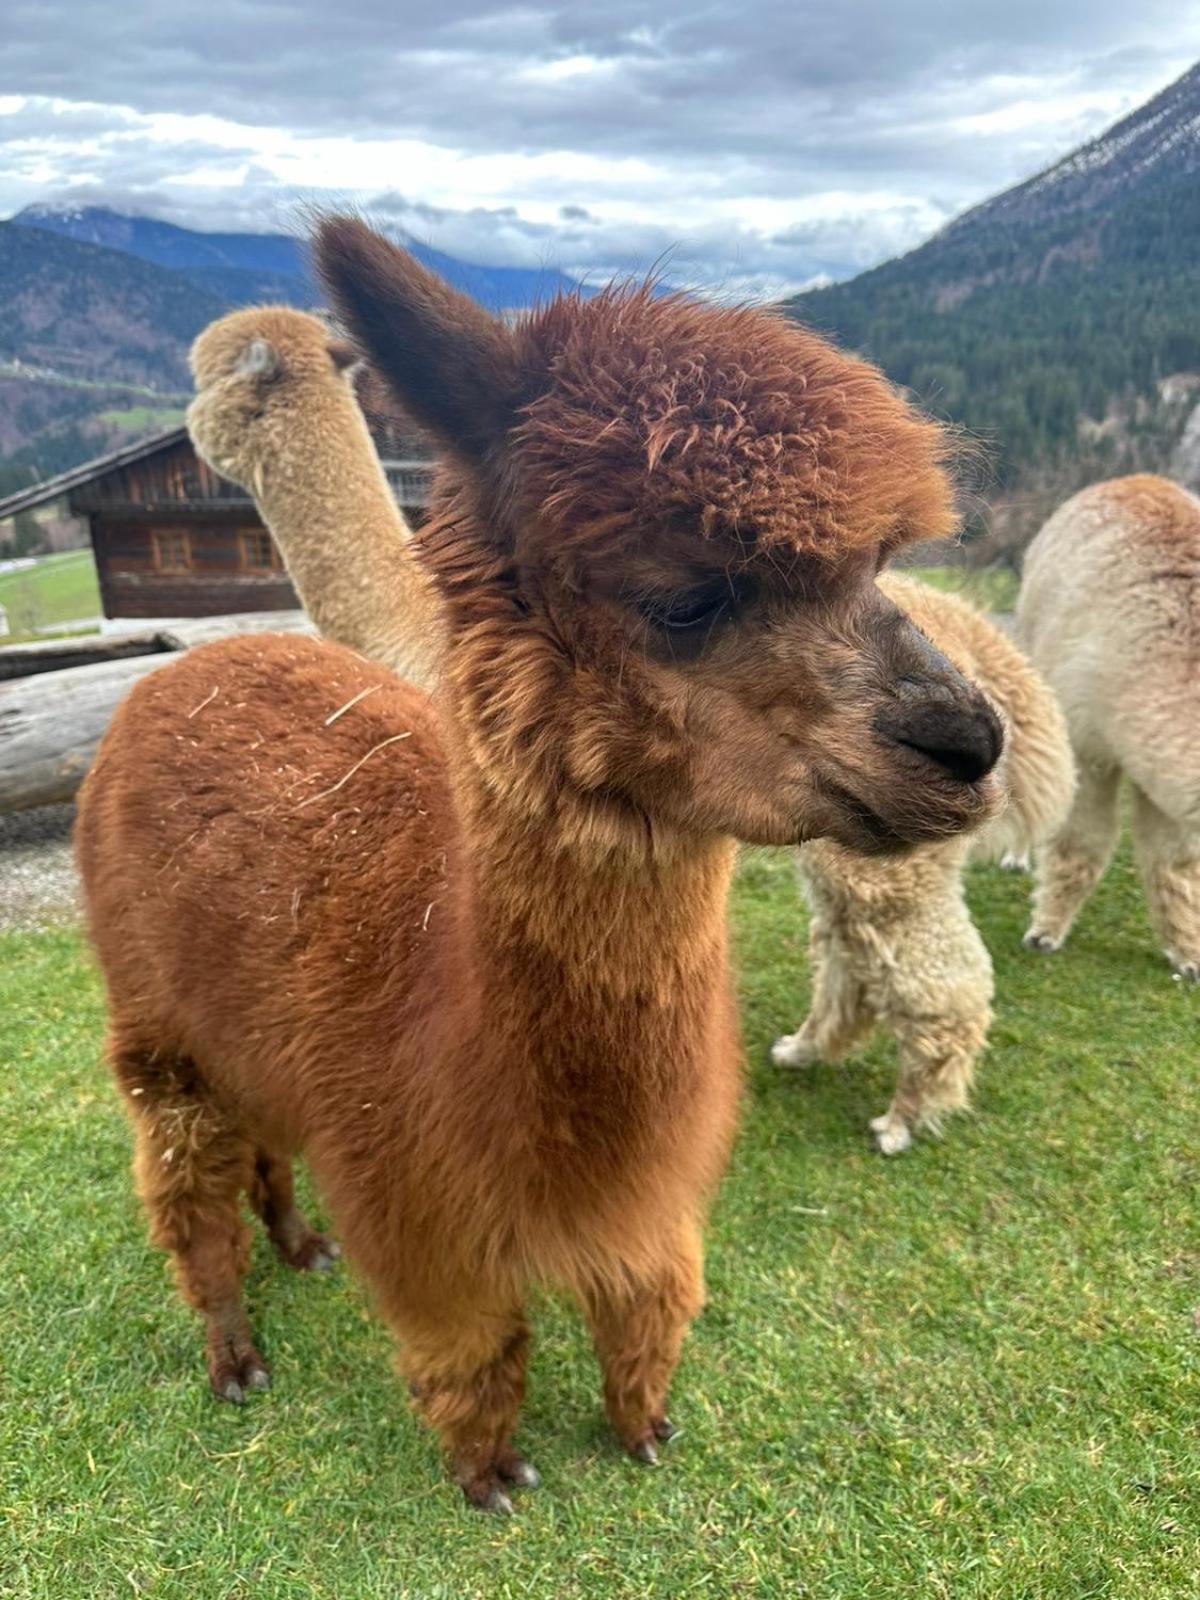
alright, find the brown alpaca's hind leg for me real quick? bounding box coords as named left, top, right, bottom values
left=1130, top=787, right=1200, bottom=981
left=771, top=915, right=874, bottom=1069
left=114, top=1039, right=269, bottom=1403
left=1026, top=762, right=1121, bottom=952
left=248, top=1150, right=341, bottom=1271
left=582, top=1225, right=704, bottom=1464
left=395, top=1306, right=536, bottom=1513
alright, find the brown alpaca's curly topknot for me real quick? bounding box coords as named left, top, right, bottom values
left=511, top=283, right=959, bottom=561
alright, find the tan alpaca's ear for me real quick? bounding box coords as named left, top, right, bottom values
left=235, top=339, right=281, bottom=381
left=327, top=339, right=362, bottom=374
left=313, top=215, right=523, bottom=463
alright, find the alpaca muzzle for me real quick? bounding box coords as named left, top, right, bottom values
left=873, top=683, right=1003, bottom=786
left=869, top=610, right=1004, bottom=790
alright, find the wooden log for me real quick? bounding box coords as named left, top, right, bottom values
left=0, top=656, right=173, bottom=811
left=0, top=611, right=317, bottom=813
left=0, top=632, right=169, bottom=682
left=0, top=610, right=314, bottom=683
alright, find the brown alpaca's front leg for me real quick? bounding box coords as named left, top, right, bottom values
left=397, top=1309, right=536, bottom=1513
left=583, top=1227, right=705, bottom=1464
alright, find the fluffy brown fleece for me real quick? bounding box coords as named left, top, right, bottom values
left=187, top=306, right=441, bottom=687
left=75, top=219, right=1003, bottom=1513
left=1018, top=473, right=1200, bottom=979
left=773, top=574, right=1076, bottom=1153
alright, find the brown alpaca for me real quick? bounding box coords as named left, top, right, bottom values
left=187, top=306, right=441, bottom=688
left=1018, top=474, right=1200, bottom=978
left=773, top=574, right=1076, bottom=1152
left=181, top=344, right=1069, bottom=1158
left=76, top=220, right=1003, bottom=1512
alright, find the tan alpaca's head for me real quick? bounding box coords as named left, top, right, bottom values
left=315, top=218, right=1003, bottom=856
left=187, top=306, right=359, bottom=488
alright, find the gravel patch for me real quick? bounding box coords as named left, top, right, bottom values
left=0, top=803, right=81, bottom=933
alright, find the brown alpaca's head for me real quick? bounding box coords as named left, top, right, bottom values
left=315, top=218, right=1002, bottom=856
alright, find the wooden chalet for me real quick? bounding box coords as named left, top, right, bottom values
left=0, top=422, right=435, bottom=622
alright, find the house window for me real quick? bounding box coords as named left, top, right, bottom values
left=152, top=529, right=191, bottom=573
left=239, top=529, right=279, bottom=572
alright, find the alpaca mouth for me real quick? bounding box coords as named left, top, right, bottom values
left=816, top=770, right=993, bottom=856
left=817, top=780, right=914, bottom=854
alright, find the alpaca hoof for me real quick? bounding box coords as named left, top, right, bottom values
left=497, top=1452, right=541, bottom=1490
left=1171, top=960, right=1199, bottom=984
left=283, top=1232, right=341, bottom=1271
left=870, top=1113, right=912, bottom=1156
left=653, top=1415, right=678, bottom=1442
left=210, top=1350, right=271, bottom=1404
left=308, top=1239, right=342, bottom=1272
left=999, top=851, right=1031, bottom=873
left=1023, top=929, right=1061, bottom=953
left=632, top=1437, right=659, bottom=1466
left=771, top=1032, right=817, bottom=1069
left=465, top=1483, right=515, bottom=1515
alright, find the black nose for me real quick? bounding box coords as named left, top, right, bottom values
left=875, top=694, right=1003, bottom=784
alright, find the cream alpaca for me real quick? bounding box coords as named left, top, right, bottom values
left=1018, top=474, right=1200, bottom=980
left=772, top=574, right=1076, bottom=1153
left=187, top=307, right=441, bottom=690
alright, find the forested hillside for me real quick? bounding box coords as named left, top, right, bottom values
left=787, top=63, right=1200, bottom=555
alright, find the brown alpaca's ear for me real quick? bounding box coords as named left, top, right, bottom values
left=314, top=216, right=522, bottom=463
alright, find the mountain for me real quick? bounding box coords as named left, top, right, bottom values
left=785, top=61, right=1200, bottom=556
left=12, top=204, right=585, bottom=314
left=1, top=202, right=591, bottom=477
left=0, top=218, right=226, bottom=389
left=0, top=220, right=230, bottom=476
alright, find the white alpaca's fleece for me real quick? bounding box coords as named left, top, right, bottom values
left=772, top=573, right=1076, bottom=1153
left=1017, top=474, right=1200, bottom=981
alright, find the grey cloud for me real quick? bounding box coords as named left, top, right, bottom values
left=4, top=1, right=1196, bottom=159
left=2, top=1, right=1198, bottom=295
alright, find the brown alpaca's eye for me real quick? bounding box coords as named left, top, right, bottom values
left=640, top=587, right=731, bottom=631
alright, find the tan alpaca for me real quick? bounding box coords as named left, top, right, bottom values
left=773, top=574, right=1076, bottom=1153
left=1018, top=474, right=1200, bottom=980
left=187, top=307, right=441, bottom=690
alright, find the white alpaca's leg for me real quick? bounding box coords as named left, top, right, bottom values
left=772, top=915, right=874, bottom=1068
left=1130, top=787, right=1200, bottom=981
left=1025, top=762, right=1121, bottom=952
left=873, top=1007, right=990, bottom=1155
left=870, top=892, right=992, bottom=1155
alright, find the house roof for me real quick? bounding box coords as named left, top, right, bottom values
left=0, top=428, right=189, bottom=521
left=0, top=426, right=436, bottom=523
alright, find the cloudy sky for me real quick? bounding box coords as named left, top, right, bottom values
left=3, top=1, right=1200, bottom=296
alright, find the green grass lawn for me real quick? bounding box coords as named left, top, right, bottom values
left=3, top=844, right=1198, bottom=1598
left=96, top=406, right=188, bottom=432
left=0, top=549, right=102, bottom=641
left=904, top=564, right=1020, bottom=613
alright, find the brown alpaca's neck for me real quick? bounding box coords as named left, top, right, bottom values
left=451, top=757, right=737, bottom=1078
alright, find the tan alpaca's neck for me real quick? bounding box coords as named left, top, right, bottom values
left=253, top=387, right=442, bottom=688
